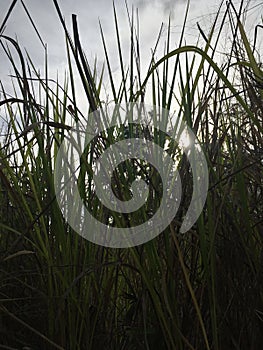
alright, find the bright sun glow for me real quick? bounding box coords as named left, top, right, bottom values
left=179, top=129, right=191, bottom=148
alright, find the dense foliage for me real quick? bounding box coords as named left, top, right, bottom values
left=0, top=0, right=262, bottom=349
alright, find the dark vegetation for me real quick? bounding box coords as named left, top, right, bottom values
left=0, top=0, right=262, bottom=349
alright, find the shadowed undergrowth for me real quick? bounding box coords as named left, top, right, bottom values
left=0, top=0, right=262, bottom=349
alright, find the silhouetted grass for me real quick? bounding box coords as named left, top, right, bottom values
left=0, top=0, right=262, bottom=349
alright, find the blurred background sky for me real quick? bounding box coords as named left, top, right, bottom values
left=0, top=0, right=262, bottom=114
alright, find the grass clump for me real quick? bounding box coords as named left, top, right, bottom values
left=0, top=0, right=262, bottom=349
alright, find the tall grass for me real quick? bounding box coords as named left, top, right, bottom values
left=0, top=0, right=262, bottom=349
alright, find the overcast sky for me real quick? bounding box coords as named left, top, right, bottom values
left=0, top=0, right=262, bottom=113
